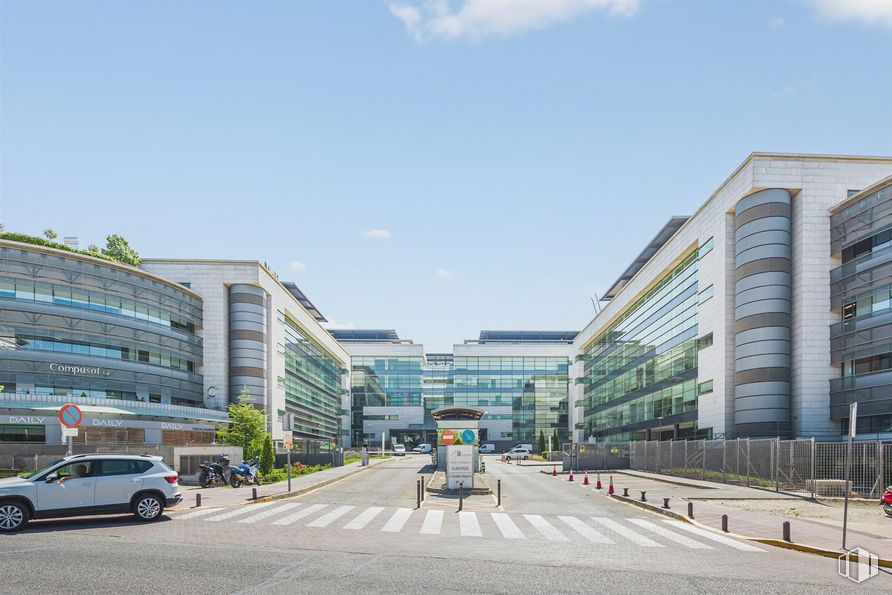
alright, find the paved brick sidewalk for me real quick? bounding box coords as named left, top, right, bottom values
left=177, top=458, right=390, bottom=508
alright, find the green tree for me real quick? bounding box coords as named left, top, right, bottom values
left=43, top=228, right=57, bottom=240
left=259, top=433, right=275, bottom=474
left=552, top=429, right=560, bottom=452
left=217, top=387, right=266, bottom=460
left=102, top=234, right=141, bottom=266
left=538, top=430, right=546, bottom=453
left=86, top=244, right=101, bottom=255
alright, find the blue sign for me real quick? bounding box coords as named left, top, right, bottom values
left=461, top=429, right=476, bottom=445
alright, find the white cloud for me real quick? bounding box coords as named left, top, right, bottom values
left=812, top=0, right=892, bottom=28
left=323, top=320, right=356, bottom=330
left=436, top=268, right=460, bottom=280
left=389, top=0, right=640, bottom=42
left=361, top=229, right=392, bottom=239
left=289, top=259, right=306, bottom=272
left=768, top=17, right=785, bottom=28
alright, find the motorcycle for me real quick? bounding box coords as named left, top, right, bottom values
left=881, top=487, right=892, bottom=517
left=232, top=458, right=261, bottom=486
left=198, top=460, right=226, bottom=488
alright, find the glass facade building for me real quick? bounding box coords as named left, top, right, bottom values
left=577, top=249, right=700, bottom=442
left=349, top=354, right=424, bottom=444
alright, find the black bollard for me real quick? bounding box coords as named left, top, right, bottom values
left=497, top=479, right=501, bottom=507
left=196, top=493, right=201, bottom=507
left=687, top=501, right=693, bottom=519
left=640, top=490, right=647, bottom=502
left=421, top=476, right=425, bottom=501
left=662, top=497, right=670, bottom=509
left=783, top=521, right=791, bottom=542
left=721, top=514, right=728, bottom=532
left=459, top=482, right=464, bottom=511
left=417, top=480, right=421, bottom=509
left=622, top=487, right=629, bottom=497
left=252, top=487, right=257, bottom=500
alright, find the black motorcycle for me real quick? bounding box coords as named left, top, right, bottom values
left=198, top=461, right=226, bottom=488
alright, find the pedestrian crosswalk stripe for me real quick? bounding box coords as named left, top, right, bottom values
left=238, top=503, right=301, bottom=524
left=459, top=511, right=482, bottom=537
left=204, top=502, right=275, bottom=522
left=590, top=517, right=662, bottom=547
left=558, top=516, right=612, bottom=543
left=420, top=510, right=444, bottom=535
left=491, top=513, right=525, bottom=539
left=343, top=506, right=384, bottom=530
left=307, top=505, right=355, bottom=528
left=175, top=507, right=223, bottom=520
left=627, top=518, right=712, bottom=549
left=523, top=514, right=569, bottom=541
left=662, top=520, right=765, bottom=552
left=381, top=508, right=413, bottom=532
left=271, top=503, right=325, bottom=526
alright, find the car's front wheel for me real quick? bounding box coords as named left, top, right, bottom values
left=0, top=501, right=29, bottom=533
left=133, top=494, right=164, bottom=522
left=505, top=456, right=511, bottom=462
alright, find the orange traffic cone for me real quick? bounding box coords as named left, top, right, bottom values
left=608, top=475, right=615, bottom=494
left=596, top=472, right=602, bottom=490
left=568, top=470, right=574, bottom=482
left=552, top=465, right=557, bottom=477
left=583, top=471, right=590, bottom=486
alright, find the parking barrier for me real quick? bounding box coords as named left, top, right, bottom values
left=459, top=482, right=464, bottom=511
left=252, top=487, right=258, bottom=500
left=622, top=487, right=629, bottom=497
left=640, top=491, right=647, bottom=502
left=568, top=470, right=574, bottom=482
left=687, top=501, right=694, bottom=518
left=608, top=476, right=614, bottom=495
left=497, top=479, right=501, bottom=507
left=662, top=497, right=670, bottom=509
left=583, top=471, right=589, bottom=486
left=552, top=466, right=557, bottom=477
left=596, top=472, right=602, bottom=490
left=783, top=521, right=791, bottom=542
left=196, top=493, right=201, bottom=507
left=721, top=514, right=728, bottom=532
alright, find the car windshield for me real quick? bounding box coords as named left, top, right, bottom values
left=24, top=458, right=66, bottom=480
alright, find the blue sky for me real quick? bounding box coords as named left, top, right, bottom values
left=1, top=0, right=891, bottom=351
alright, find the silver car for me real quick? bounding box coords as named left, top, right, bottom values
left=0, top=453, right=182, bottom=532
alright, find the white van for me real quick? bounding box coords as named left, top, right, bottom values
left=478, top=444, right=495, bottom=454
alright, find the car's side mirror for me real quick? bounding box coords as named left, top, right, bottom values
left=45, top=473, right=59, bottom=483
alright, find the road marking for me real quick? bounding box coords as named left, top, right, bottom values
left=237, top=503, right=301, bottom=524
left=271, top=503, right=326, bottom=526
left=381, top=508, right=413, bottom=532
left=420, top=510, right=444, bottom=535
left=204, top=502, right=275, bottom=522
left=307, top=505, right=355, bottom=527
left=627, top=518, right=712, bottom=549
left=343, top=507, right=384, bottom=530
left=491, top=513, right=525, bottom=539
left=589, top=517, right=663, bottom=547
left=558, top=516, right=613, bottom=543
left=523, top=514, right=569, bottom=541
left=459, top=512, right=482, bottom=537
left=175, top=507, right=224, bottom=520
left=663, top=520, right=765, bottom=552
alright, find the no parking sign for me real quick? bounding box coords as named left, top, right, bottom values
left=59, top=403, right=83, bottom=428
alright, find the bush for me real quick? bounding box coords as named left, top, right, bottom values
left=258, top=463, right=332, bottom=485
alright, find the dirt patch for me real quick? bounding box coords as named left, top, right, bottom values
left=698, top=498, right=892, bottom=539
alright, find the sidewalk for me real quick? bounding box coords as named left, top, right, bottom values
left=606, top=470, right=892, bottom=560
left=177, top=458, right=390, bottom=508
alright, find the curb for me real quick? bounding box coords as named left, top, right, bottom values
left=607, top=493, right=892, bottom=568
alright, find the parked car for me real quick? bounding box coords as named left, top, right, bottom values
left=512, top=443, right=533, bottom=452
left=479, top=444, right=495, bottom=454
left=0, top=453, right=182, bottom=533
left=411, top=443, right=432, bottom=454
left=502, top=447, right=531, bottom=462
left=392, top=444, right=406, bottom=456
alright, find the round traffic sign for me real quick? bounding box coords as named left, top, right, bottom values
left=461, top=429, right=476, bottom=444
left=59, top=403, right=83, bottom=428
left=441, top=429, right=455, bottom=445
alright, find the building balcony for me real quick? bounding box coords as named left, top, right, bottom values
left=0, top=392, right=229, bottom=423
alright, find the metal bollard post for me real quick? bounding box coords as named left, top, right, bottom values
left=421, top=476, right=425, bottom=501
left=640, top=490, right=647, bottom=502
left=459, top=482, right=464, bottom=511
left=687, top=501, right=694, bottom=519
left=252, top=487, right=257, bottom=500
left=783, top=521, right=791, bottom=542
left=622, top=487, right=629, bottom=497
left=721, top=514, right=728, bottom=532
left=417, top=480, right=421, bottom=509
left=497, top=479, right=501, bottom=507
left=196, top=493, right=201, bottom=507
left=662, top=497, right=670, bottom=509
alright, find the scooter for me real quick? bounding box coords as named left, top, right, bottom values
left=881, top=487, right=892, bottom=517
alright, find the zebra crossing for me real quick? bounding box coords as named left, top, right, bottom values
left=173, top=502, right=765, bottom=552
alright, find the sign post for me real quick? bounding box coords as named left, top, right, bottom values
left=58, top=403, right=83, bottom=455
left=842, top=402, right=857, bottom=549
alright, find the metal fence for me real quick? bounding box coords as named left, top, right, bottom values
left=567, top=438, right=892, bottom=499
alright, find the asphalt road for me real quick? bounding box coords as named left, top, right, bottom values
left=1, top=455, right=889, bottom=594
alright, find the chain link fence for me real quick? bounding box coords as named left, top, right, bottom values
left=567, top=438, right=892, bottom=498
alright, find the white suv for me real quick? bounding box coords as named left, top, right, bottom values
left=0, top=453, right=182, bottom=532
